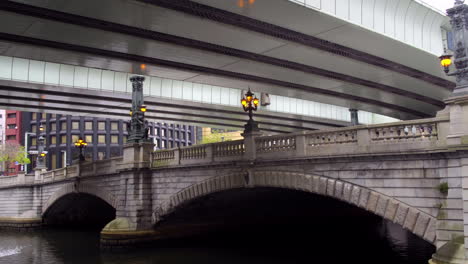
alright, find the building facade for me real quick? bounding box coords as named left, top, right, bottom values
left=0, top=110, right=5, bottom=174
left=3, top=110, right=23, bottom=175
left=25, top=113, right=196, bottom=172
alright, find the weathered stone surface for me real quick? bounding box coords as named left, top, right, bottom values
left=414, top=213, right=430, bottom=238
left=366, top=192, right=379, bottom=212
left=342, top=183, right=352, bottom=201
left=334, top=181, right=344, bottom=200
left=395, top=204, right=409, bottom=226
left=326, top=179, right=335, bottom=197
left=350, top=186, right=361, bottom=206
left=384, top=200, right=399, bottom=221
left=358, top=189, right=370, bottom=209
left=403, top=208, right=420, bottom=231
left=375, top=196, right=388, bottom=217
left=318, top=178, right=327, bottom=195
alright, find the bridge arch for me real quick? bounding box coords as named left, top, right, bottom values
left=42, top=182, right=118, bottom=215
left=158, top=171, right=436, bottom=245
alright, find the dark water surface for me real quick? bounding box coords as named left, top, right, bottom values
left=0, top=225, right=434, bottom=264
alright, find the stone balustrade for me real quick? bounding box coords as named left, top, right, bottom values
left=0, top=117, right=449, bottom=185
left=256, top=135, right=296, bottom=153
left=151, top=116, right=449, bottom=167
left=213, top=140, right=245, bottom=157
left=0, top=157, right=123, bottom=187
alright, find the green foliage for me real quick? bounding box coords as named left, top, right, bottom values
left=0, top=142, right=31, bottom=172
left=200, top=131, right=236, bottom=144
left=436, top=182, right=449, bottom=196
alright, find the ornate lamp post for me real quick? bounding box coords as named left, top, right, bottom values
left=241, top=88, right=260, bottom=133
left=36, top=135, right=47, bottom=169
left=439, top=0, right=468, bottom=92
left=74, top=137, right=87, bottom=161
left=127, top=76, right=150, bottom=143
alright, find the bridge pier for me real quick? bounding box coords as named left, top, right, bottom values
left=430, top=96, right=468, bottom=263
left=100, top=142, right=158, bottom=250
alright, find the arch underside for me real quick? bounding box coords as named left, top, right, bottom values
left=42, top=182, right=118, bottom=215
left=160, top=171, right=436, bottom=244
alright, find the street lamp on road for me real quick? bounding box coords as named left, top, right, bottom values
left=241, top=88, right=260, bottom=133
left=24, top=124, right=44, bottom=173
left=74, top=137, right=87, bottom=161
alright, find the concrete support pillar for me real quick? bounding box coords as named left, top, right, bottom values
left=349, top=109, right=359, bottom=126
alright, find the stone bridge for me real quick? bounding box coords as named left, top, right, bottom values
left=0, top=108, right=467, bottom=263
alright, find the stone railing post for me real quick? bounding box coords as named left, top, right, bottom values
left=295, top=132, right=307, bottom=157
left=357, top=127, right=370, bottom=149
left=17, top=172, right=25, bottom=185
left=121, top=142, right=155, bottom=170
left=242, top=130, right=262, bottom=161
left=206, top=144, right=214, bottom=162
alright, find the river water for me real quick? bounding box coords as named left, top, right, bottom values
left=0, top=225, right=435, bottom=264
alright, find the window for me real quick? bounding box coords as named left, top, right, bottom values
left=161, top=129, right=166, bottom=137
left=72, top=135, right=80, bottom=143
left=32, top=137, right=37, bottom=146
left=175, top=131, right=179, bottom=139
left=61, top=135, right=67, bottom=144
left=85, top=121, right=93, bottom=130
left=50, top=123, right=56, bottom=131
left=32, top=113, right=37, bottom=120
left=111, top=135, right=118, bottom=144
left=170, top=141, right=174, bottom=148
left=98, top=135, right=106, bottom=144
left=31, top=125, right=36, bottom=133
left=72, top=121, right=79, bottom=130
left=51, top=154, right=57, bottom=170
left=98, top=122, right=106, bottom=130
left=50, top=114, right=56, bottom=119
left=123, top=123, right=128, bottom=131
left=61, top=122, right=67, bottom=131
left=7, top=113, right=16, bottom=118
left=85, top=135, right=93, bottom=143
left=6, top=135, right=16, bottom=140
left=7, top=124, right=16, bottom=129
left=98, top=152, right=105, bottom=160
left=155, top=128, right=159, bottom=136
left=50, top=136, right=57, bottom=145
left=169, top=130, right=173, bottom=138
left=161, top=140, right=166, bottom=148
left=111, top=122, right=118, bottom=131
left=123, top=136, right=127, bottom=143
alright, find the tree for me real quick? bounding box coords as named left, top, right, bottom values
left=199, top=130, right=241, bottom=144
left=0, top=141, right=30, bottom=174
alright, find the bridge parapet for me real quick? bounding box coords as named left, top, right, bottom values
left=152, top=116, right=450, bottom=167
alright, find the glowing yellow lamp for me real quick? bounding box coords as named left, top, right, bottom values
left=241, top=99, right=248, bottom=106
left=40, top=153, right=46, bottom=157
left=129, top=111, right=133, bottom=116
left=253, top=98, right=259, bottom=106
left=140, top=105, right=147, bottom=112
left=440, top=57, right=452, bottom=67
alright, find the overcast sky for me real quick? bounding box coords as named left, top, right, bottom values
left=421, top=0, right=454, bottom=13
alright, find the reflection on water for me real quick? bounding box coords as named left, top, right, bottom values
left=0, top=223, right=434, bottom=264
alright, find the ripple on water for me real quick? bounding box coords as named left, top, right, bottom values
left=0, top=247, right=22, bottom=258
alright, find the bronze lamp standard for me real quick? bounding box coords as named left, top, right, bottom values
left=241, top=88, right=260, bottom=133
left=74, top=137, right=88, bottom=161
